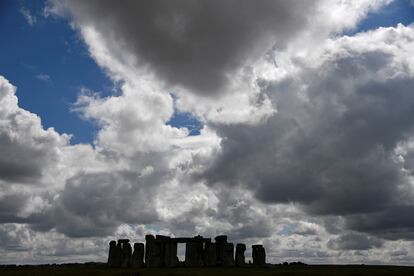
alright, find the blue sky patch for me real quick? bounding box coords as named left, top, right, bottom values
left=0, top=0, right=113, bottom=144
left=167, top=111, right=203, bottom=136
left=277, top=223, right=299, bottom=236
left=351, top=0, right=414, bottom=35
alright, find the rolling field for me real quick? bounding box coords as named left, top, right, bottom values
left=1, top=265, right=414, bottom=276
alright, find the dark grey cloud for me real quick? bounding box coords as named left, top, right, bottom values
left=0, top=77, right=64, bottom=184
left=2, top=169, right=166, bottom=238
left=346, top=205, right=414, bottom=240
left=61, top=0, right=319, bottom=95
left=327, top=232, right=383, bottom=250
left=0, top=194, right=28, bottom=223
left=212, top=190, right=274, bottom=240
left=50, top=170, right=161, bottom=237
left=0, top=127, right=56, bottom=183
left=199, top=38, right=414, bottom=239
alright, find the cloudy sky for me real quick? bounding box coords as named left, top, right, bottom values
left=1, top=0, right=414, bottom=265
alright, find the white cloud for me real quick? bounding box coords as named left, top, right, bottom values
left=0, top=75, right=69, bottom=186
left=20, top=7, right=37, bottom=26
left=36, top=74, right=51, bottom=82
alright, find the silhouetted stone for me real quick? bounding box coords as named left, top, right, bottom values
left=145, top=235, right=162, bottom=267
left=235, top=243, right=246, bottom=267
left=131, top=243, right=144, bottom=268
left=114, top=242, right=122, bottom=267
left=107, top=240, right=117, bottom=267
left=156, top=235, right=169, bottom=267
left=120, top=240, right=132, bottom=267
left=215, top=235, right=227, bottom=266
left=215, top=235, right=227, bottom=243
left=151, top=235, right=178, bottom=267
left=107, top=234, right=267, bottom=268
left=252, top=244, right=266, bottom=266
left=163, top=241, right=178, bottom=267
left=223, top=242, right=235, bottom=266
left=185, top=235, right=204, bottom=267
left=155, top=235, right=170, bottom=242
left=203, top=242, right=217, bottom=266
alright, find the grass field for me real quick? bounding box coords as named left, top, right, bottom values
left=1, top=265, right=414, bottom=276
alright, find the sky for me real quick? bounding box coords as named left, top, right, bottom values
left=1, top=0, right=414, bottom=265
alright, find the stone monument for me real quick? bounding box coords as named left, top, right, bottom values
left=252, top=244, right=266, bottom=266
left=107, top=234, right=266, bottom=268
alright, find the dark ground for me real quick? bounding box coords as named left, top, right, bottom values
left=1, top=264, right=414, bottom=276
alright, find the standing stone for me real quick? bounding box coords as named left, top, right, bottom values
left=164, top=241, right=178, bottom=267
left=215, top=235, right=227, bottom=266
left=203, top=242, right=217, bottom=267
left=155, top=235, right=175, bottom=267
left=114, top=241, right=122, bottom=267
left=108, top=240, right=117, bottom=267
left=119, top=239, right=132, bottom=268
left=223, top=242, right=235, bottom=266
left=235, top=243, right=246, bottom=267
left=185, top=235, right=204, bottom=267
left=185, top=242, right=200, bottom=266
left=145, top=235, right=162, bottom=267
left=252, top=245, right=266, bottom=266
left=185, top=241, right=197, bottom=267
left=131, top=243, right=144, bottom=268
left=145, top=235, right=153, bottom=266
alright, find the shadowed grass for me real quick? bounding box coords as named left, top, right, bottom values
left=1, top=265, right=414, bottom=276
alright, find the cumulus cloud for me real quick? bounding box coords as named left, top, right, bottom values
left=0, top=70, right=219, bottom=240
left=346, top=205, right=414, bottom=240
left=52, top=0, right=323, bottom=96
left=327, top=232, right=383, bottom=251
left=0, top=72, right=221, bottom=259
left=200, top=24, right=414, bottom=239
left=0, top=76, right=155, bottom=235
left=0, top=77, right=68, bottom=184
left=291, top=222, right=320, bottom=236
left=51, top=0, right=392, bottom=96
left=0, top=76, right=71, bottom=227
left=50, top=171, right=160, bottom=237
